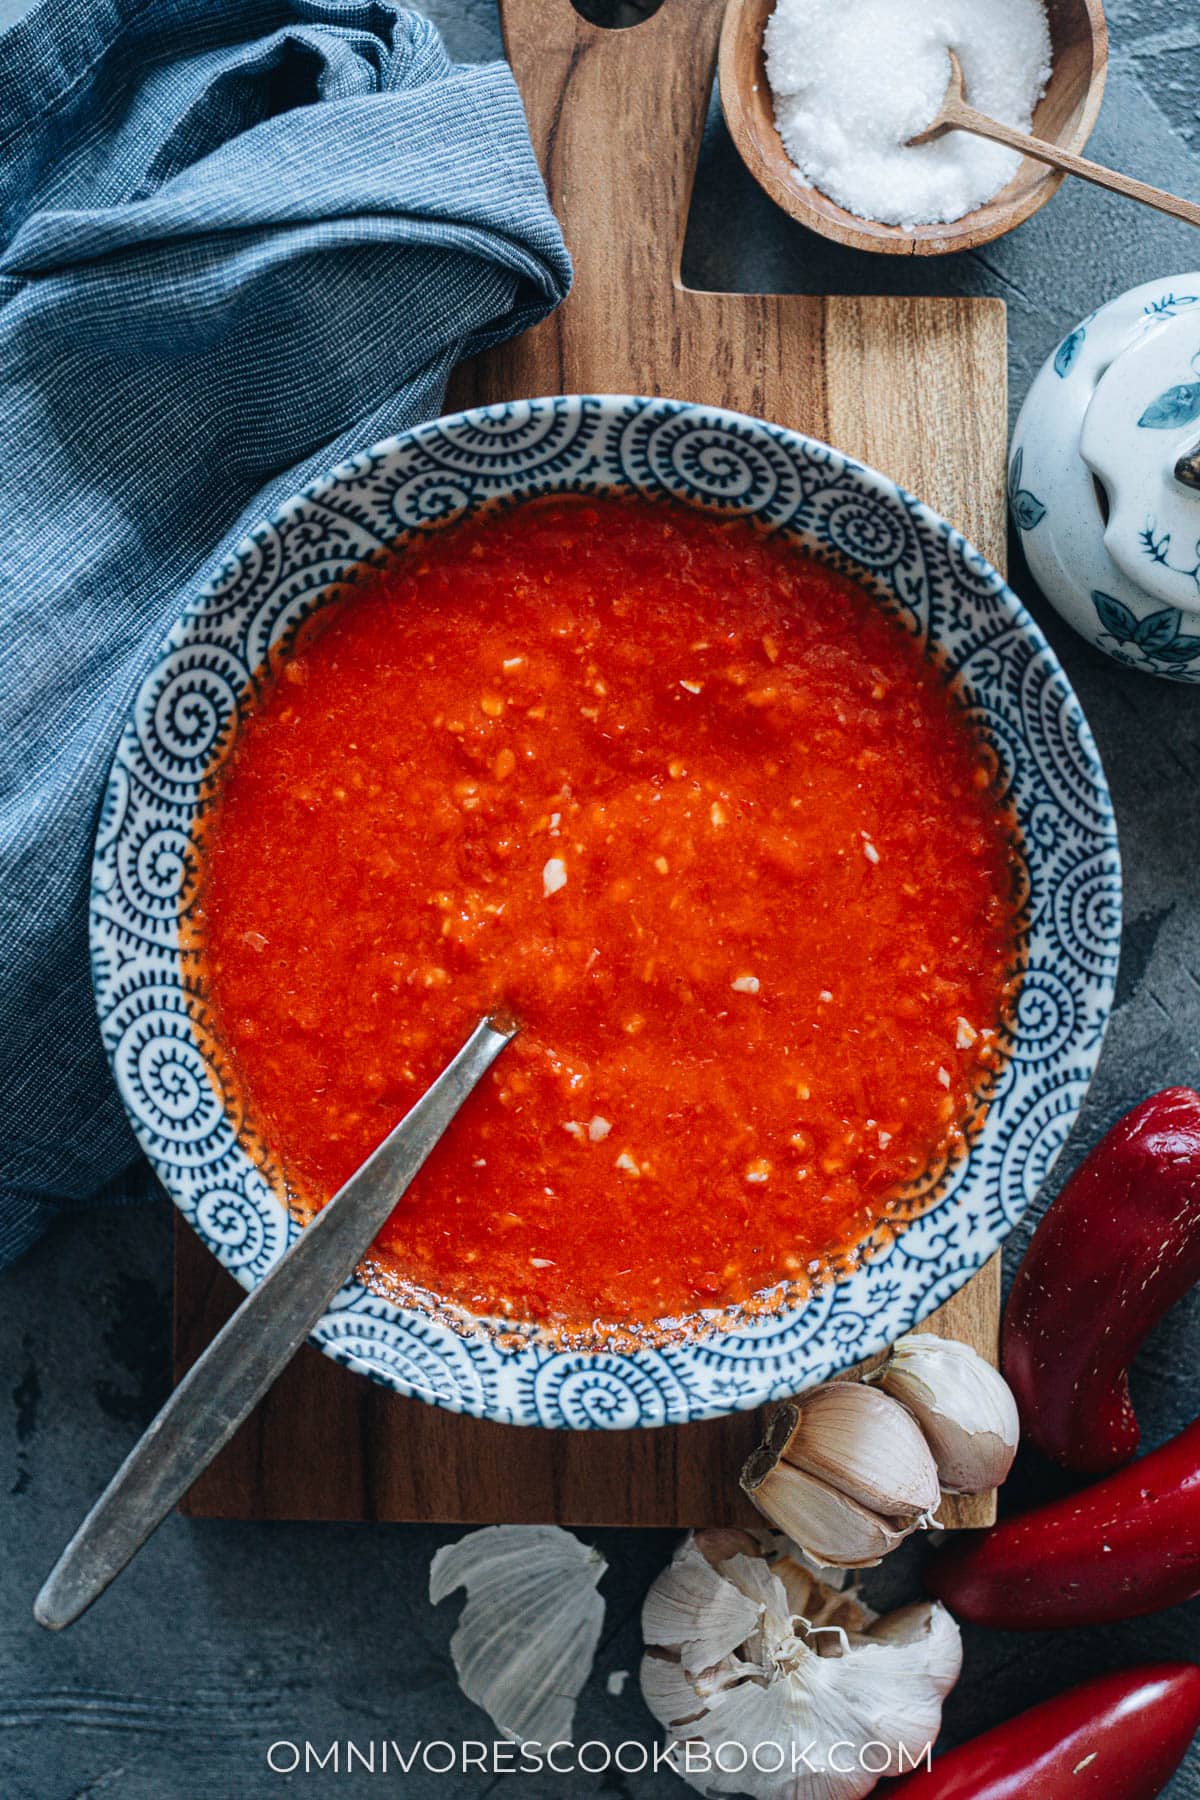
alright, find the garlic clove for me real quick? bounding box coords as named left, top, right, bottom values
left=832, top=1602, right=964, bottom=1772
left=739, top=1392, right=938, bottom=1567
left=430, top=1524, right=605, bottom=1746
left=694, top=1526, right=765, bottom=1565
left=875, top=1332, right=1019, bottom=1494
left=742, top=1453, right=917, bottom=1568
left=773, top=1549, right=877, bottom=1637
left=779, top=1383, right=942, bottom=1521
left=864, top=1599, right=963, bottom=1698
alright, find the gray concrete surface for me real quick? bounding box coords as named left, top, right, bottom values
left=2, top=0, right=1199, bottom=1795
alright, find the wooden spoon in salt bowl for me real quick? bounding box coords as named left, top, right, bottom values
left=719, top=0, right=1109, bottom=255
left=909, top=49, right=1200, bottom=228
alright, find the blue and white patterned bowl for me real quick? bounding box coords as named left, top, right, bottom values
left=91, top=396, right=1121, bottom=1429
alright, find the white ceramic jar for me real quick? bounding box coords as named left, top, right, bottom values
left=1010, top=274, right=1200, bottom=682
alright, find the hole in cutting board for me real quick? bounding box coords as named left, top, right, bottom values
left=570, top=0, right=666, bottom=25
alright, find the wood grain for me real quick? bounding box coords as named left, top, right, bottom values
left=178, top=0, right=1007, bottom=1530
left=719, top=0, right=1109, bottom=255
left=176, top=1225, right=1000, bottom=1525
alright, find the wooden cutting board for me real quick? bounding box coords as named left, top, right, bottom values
left=176, top=0, right=1005, bottom=1529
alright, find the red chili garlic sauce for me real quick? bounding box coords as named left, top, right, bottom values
left=196, top=495, right=1019, bottom=1337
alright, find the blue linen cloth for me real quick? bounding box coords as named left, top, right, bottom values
left=0, top=0, right=571, bottom=1264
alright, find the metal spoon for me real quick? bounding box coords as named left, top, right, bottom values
left=909, top=50, right=1200, bottom=231
left=35, top=1011, right=518, bottom=1631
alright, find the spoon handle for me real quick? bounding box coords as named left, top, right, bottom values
left=957, top=106, right=1200, bottom=230
left=34, top=1012, right=517, bottom=1631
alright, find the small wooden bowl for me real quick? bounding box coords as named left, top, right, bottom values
left=719, top=0, right=1109, bottom=255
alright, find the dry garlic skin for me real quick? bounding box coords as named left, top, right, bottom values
left=877, top=1333, right=1019, bottom=1492
left=430, top=1525, right=605, bottom=1746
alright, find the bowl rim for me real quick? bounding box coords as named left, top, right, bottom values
left=718, top=0, right=1110, bottom=257
left=90, top=392, right=1121, bottom=1429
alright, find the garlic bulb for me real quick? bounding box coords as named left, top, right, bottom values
left=642, top=1530, right=961, bottom=1799
left=741, top=1385, right=940, bottom=1568
left=430, top=1525, right=605, bottom=1744
left=873, top=1334, right=1019, bottom=1494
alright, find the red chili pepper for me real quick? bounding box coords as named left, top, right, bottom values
left=885, top=1664, right=1200, bottom=1800
left=924, top=1414, right=1200, bottom=1628
left=1003, top=1086, right=1200, bottom=1475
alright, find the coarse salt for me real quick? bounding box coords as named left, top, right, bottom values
left=731, top=975, right=760, bottom=994
left=588, top=1115, right=611, bottom=1141
left=764, top=0, right=1052, bottom=228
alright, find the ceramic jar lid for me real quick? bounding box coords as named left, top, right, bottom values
left=1082, top=309, right=1200, bottom=611
left=1011, top=276, right=1200, bottom=682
